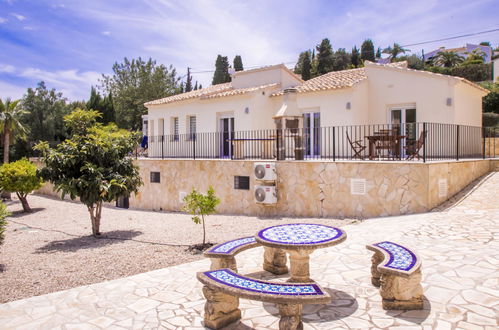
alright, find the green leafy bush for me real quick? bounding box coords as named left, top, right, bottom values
left=182, top=186, right=220, bottom=246
left=0, top=202, right=10, bottom=246
left=483, top=112, right=499, bottom=127
left=481, top=82, right=499, bottom=115
left=0, top=159, right=43, bottom=212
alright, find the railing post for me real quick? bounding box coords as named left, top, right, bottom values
left=423, top=122, right=427, bottom=163
left=332, top=126, right=336, bottom=162
left=193, top=135, right=196, bottom=160
left=456, top=125, right=460, bottom=161
left=482, top=127, right=486, bottom=159
left=161, top=135, right=164, bottom=159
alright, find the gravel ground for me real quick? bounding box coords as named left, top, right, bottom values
left=0, top=194, right=356, bottom=303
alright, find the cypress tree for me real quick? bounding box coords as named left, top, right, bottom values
left=212, top=55, right=231, bottom=85
left=194, top=81, right=198, bottom=90
left=185, top=68, right=193, bottom=92
left=351, top=46, right=360, bottom=67
left=376, top=47, right=382, bottom=59
left=316, top=38, right=335, bottom=75
left=301, top=51, right=312, bottom=80
left=361, top=39, right=375, bottom=62
left=86, top=86, right=102, bottom=111
left=294, top=51, right=309, bottom=75
left=233, top=55, right=244, bottom=71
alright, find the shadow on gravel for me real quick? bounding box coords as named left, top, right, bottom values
left=35, top=230, right=143, bottom=253
left=0, top=264, right=5, bottom=273
left=8, top=208, right=46, bottom=217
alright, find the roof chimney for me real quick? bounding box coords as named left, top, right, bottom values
left=274, top=88, right=299, bottom=118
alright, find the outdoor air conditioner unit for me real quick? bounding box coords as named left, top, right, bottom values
left=253, top=162, right=277, bottom=181
left=254, top=185, right=277, bottom=204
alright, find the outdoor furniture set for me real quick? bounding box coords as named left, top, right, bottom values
left=197, top=223, right=423, bottom=329
left=348, top=128, right=427, bottom=160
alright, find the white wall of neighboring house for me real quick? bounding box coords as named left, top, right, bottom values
left=494, top=58, right=499, bottom=82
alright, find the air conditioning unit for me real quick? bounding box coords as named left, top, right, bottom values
left=254, top=185, right=277, bottom=204
left=253, top=162, right=277, bottom=181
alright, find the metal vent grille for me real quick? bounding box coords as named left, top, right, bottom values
left=438, top=179, right=448, bottom=198
left=350, top=179, right=366, bottom=195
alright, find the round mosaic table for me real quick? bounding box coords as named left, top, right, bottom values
left=255, top=224, right=347, bottom=282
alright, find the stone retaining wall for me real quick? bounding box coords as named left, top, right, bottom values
left=123, top=158, right=494, bottom=218
left=34, top=158, right=495, bottom=218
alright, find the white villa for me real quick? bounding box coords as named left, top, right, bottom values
left=144, top=61, right=488, bottom=159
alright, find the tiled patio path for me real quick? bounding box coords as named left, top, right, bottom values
left=1, top=172, right=498, bottom=329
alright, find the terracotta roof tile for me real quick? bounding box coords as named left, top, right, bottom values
left=144, top=83, right=232, bottom=106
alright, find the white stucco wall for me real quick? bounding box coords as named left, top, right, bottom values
left=494, top=59, right=499, bottom=82
left=366, top=66, right=458, bottom=124
left=453, top=82, right=484, bottom=127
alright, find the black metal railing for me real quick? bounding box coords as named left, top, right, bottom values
left=138, top=123, right=498, bottom=162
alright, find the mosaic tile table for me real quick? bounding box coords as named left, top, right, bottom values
left=256, top=223, right=347, bottom=282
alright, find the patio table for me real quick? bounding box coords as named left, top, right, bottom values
left=255, top=223, right=346, bottom=282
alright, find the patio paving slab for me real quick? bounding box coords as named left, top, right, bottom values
left=0, top=172, right=498, bottom=329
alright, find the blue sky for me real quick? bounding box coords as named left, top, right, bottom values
left=1, top=0, right=498, bottom=101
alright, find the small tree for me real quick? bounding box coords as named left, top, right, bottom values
left=182, top=186, right=220, bottom=246
left=35, top=109, right=143, bottom=237
left=0, top=159, right=43, bottom=212
left=0, top=202, right=10, bottom=246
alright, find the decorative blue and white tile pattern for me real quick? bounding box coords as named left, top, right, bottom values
left=206, top=269, right=324, bottom=295
left=258, top=224, right=342, bottom=245
left=374, top=241, right=417, bottom=271
left=208, top=237, right=256, bottom=254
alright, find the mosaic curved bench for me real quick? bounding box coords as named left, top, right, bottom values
left=366, top=241, right=423, bottom=310
left=197, top=268, right=331, bottom=330
left=204, top=237, right=260, bottom=272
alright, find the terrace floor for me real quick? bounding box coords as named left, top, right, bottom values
left=1, top=172, right=498, bottom=329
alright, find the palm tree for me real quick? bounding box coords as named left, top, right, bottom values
left=0, top=98, right=28, bottom=164
left=432, top=51, right=465, bottom=68
left=383, top=43, right=409, bottom=61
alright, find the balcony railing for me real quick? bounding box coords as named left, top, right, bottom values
left=138, top=123, right=498, bottom=162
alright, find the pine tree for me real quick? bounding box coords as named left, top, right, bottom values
left=301, top=52, right=311, bottom=80
left=233, top=55, right=244, bottom=71
left=212, top=55, right=231, bottom=85
left=332, top=48, right=351, bottom=71
left=351, top=46, right=360, bottom=67
left=185, top=68, right=193, bottom=92
left=316, top=38, right=335, bottom=75
left=361, top=39, right=375, bottom=62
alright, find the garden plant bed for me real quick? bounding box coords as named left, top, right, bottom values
left=0, top=194, right=355, bottom=303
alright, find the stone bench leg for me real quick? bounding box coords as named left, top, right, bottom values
left=263, top=247, right=288, bottom=275
left=210, top=257, right=237, bottom=272
left=277, top=303, right=303, bottom=330
left=202, top=286, right=241, bottom=329
left=380, top=269, right=424, bottom=310
left=370, top=251, right=383, bottom=287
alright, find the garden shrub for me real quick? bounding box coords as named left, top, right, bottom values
left=483, top=112, right=499, bottom=127
left=0, top=202, right=9, bottom=246
left=0, top=159, right=42, bottom=212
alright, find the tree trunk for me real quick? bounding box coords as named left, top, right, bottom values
left=17, top=193, right=32, bottom=212
left=202, top=215, right=206, bottom=246
left=87, top=202, right=102, bottom=237
left=3, top=128, right=9, bottom=164
left=1, top=129, right=11, bottom=199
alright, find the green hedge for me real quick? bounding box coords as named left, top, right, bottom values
left=425, top=63, right=492, bottom=82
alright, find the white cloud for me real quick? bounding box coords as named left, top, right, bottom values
left=101, top=30, right=111, bottom=36
left=0, top=17, right=6, bottom=24
left=10, top=13, right=26, bottom=21
left=19, top=68, right=101, bottom=100
left=0, top=81, right=26, bottom=99
left=0, top=64, right=16, bottom=73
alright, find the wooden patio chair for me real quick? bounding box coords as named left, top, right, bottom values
left=346, top=132, right=366, bottom=159
left=404, top=130, right=427, bottom=160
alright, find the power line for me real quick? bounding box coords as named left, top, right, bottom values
left=401, top=28, right=499, bottom=47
